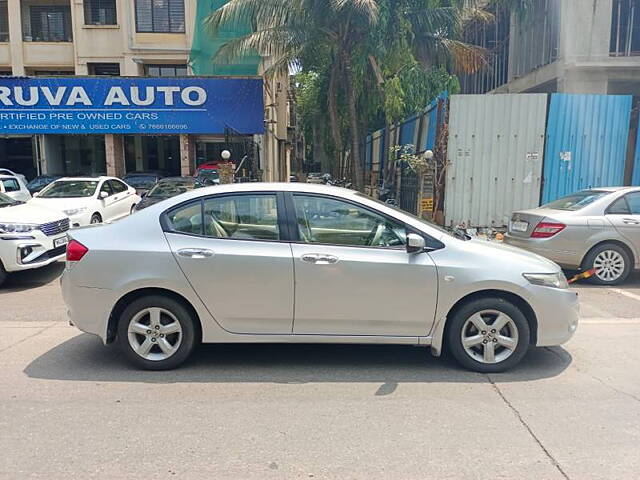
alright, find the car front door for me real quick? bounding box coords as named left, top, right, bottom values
left=98, top=181, right=119, bottom=220
left=607, top=192, right=640, bottom=262
left=108, top=180, right=133, bottom=218
left=288, top=193, right=439, bottom=337
left=163, top=193, right=294, bottom=334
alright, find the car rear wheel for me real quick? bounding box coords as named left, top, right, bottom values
left=117, top=295, right=197, bottom=370
left=446, top=297, right=530, bottom=373
left=584, top=243, right=631, bottom=286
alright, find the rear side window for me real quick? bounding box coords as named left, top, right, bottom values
left=203, top=194, right=279, bottom=240
left=1, top=178, right=19, bottom=192
left=167, top=202, right=203, bottom=235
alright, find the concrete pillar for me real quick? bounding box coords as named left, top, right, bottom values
left=134, top=136, right=144, bottom=171
left=179, top=134, right=195, bottom=176
left=7, top=0, right=25, bottom=75
left=105, top=134, right=125, bottom=177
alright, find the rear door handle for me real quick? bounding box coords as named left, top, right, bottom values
left=177, top=248, right=214, bottom=259
left=301, top=253, right=339, bottom=265
left=622, top=218, right=640, bottom=225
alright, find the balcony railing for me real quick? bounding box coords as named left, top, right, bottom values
left=611, top=0, right=640, bottom=56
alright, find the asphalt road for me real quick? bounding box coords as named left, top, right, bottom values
left=1, top=263, right=640, bottom=479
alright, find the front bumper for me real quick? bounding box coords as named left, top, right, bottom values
left=0, top=232, right=68, bottom=272
left=504, top=234, right=581, bottom=269
left=529, top=286, right=580, bottom=347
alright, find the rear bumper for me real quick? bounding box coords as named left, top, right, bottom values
left=504, top=234, right=582, bottom=269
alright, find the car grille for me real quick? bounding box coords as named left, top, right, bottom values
left=39, top=218, right=70, bottom=237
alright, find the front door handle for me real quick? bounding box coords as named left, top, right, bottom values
left=623, top=218, right=640, bottom=225
left=177, top=248, right=214, bottom=259
left=301, top=253, right=339, bottom=265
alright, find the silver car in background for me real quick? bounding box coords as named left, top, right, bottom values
left=62, top=183, right=578, bottom=373
left=506, top=187, right=640, bottom=285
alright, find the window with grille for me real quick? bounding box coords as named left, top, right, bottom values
left=84, top=0, right=117, bottom=26
left=0, top=1, right=8, bottom=42
left=135, top=0, right=185, bottom=33
left=88, top=63, right=120, bottom=76
left=23, top=4, right=73, bottom=42
left=144, top=64, right=188, bottom=77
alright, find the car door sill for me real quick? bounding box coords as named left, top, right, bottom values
left=207, top=333, right=431, bottom=346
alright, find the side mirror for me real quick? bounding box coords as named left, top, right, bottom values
left=99, top=191, right=109, bottom=199
left=406, top=233, right=426, bottom=253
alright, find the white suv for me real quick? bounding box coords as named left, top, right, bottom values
left=0, top=192, right=69, bottom=286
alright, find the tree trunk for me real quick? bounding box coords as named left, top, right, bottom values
left=343, top=54, right=363, bottom=191
left=327, top=64, right=343, bottom=176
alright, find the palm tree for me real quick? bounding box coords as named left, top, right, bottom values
left=205, top=0, right=531, bottom=189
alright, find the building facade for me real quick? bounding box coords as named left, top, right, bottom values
left=460, top=0, right=640, bottom=96
left=0, top=0, right=291, bottom=182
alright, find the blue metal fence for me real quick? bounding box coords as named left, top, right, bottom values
left=541, top=93, right=633, bottom=204
left=633, top=125, right=640, bottom=186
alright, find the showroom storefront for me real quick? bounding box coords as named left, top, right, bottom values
left=0, top=76, right=265, bottom=179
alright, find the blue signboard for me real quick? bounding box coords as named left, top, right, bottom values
left=0, top=77, right=264, bottom=135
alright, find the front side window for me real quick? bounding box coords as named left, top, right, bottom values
left=204, top=195, right=280, bottom=241
left=625, top=192, right=640, bottom=214
left=100, top=181, right=112, bottom=196
left=40, top=181, right=98, bottom=198
left=84, top=0, right=117, bottom=25
left=135, top=0, right=185, bottom=33
left=1, top=178, right=19, bottom=192
left=293, top=195, right=406, bottom=247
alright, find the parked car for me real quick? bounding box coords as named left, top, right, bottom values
left=505, top=187, right=640, bottom=285
left=0, top=168, right=28, bottom=186
left=122, top=172, right=164, bottom=197
left=62, top=183, right=578, bottom=372
left=194, top=169, right=220, bottom=186
left=30, top=177, right=140, bottom=227
left=26, top=175, right=63, bottom=195
left=194, top=161, right=222, bottom=176
left=306, top=172, right=326, bottom=184
left=0, top=192, right=69, bottom=286
left=0, top=175, right=31, bottom=202
left=134, top=177, right=203, bottom=211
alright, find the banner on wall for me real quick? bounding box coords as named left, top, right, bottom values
left=0, top=76, right=265, bottom=135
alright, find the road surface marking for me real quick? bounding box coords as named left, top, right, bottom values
left=611, top=288, right=640, bottom=303
left=581, top=318, right=640, bottom=324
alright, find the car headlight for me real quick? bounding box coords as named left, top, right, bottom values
left=0, top=223, right=37, bottom=233
left=523, top=272, right=569, bottom=289
left=63, top=207, right=87, bottom=216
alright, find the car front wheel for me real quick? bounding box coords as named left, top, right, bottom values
left=446, top=297, right=530, bottom=373
left=117, top=295, right=197, bottom=370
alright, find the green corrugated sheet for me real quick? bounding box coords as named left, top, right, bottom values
left=190, top=0, right=260, bottom=76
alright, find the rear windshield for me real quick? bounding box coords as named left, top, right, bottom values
left=40, top=180, right=98, bottom=198
left=542, top=190, right=609, bottom=211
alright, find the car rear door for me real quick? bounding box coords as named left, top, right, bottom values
left=287, top=193, right=438, bottom=337
left=606, top=192, right=640, bottom=263
left=163, top=192, right=294, bottom=334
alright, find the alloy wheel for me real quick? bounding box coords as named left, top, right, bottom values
left=461, top=310, right=519, bottom=364
left=127, top=307, right=183, bottom=361
left=593, top=250, right=625, bottom=283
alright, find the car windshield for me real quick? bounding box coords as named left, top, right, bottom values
left=39, top=180, right=99, bottom=198
left=0, top=192, right=18, bottom=207
left=355, top=193, right=452, bottom=237
left=147, top=181, right=196, bottom=199
left=125, top=176, right=158, bottom=188
left=542, top=190, right=609, bottom=211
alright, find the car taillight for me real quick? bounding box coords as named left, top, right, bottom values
left=66, top=239, right=88, bottom=261
left=531, top=222, right=566, bottom=238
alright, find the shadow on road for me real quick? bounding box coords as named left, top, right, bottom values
left=24, top=333, right=572, bottom=385
left=1, top=262, right=64, bottom=293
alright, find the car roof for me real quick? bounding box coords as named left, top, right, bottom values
left=589, top=186, right=640, bottom=192
left=159, top=176, right=197, bottom=183
left=55, top=176, right=113, bottom=181
left=0, top=175, right=19, bottom=180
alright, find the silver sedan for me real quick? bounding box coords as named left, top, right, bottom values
left=506, top=187, right=640, bottom=285
left=61, top=183, right=578, bottom=372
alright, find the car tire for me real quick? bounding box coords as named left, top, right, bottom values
left=446, top=297, right=530, bottom=373
left=117, top=295, right=198, bottom=370
left=0, top=261, right=6, bottom=287
left=583, top=243, right=632, bottom=286
left=90, top=213, right=102, bottom=224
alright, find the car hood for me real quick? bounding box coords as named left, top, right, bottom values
left=466, top=238, right=561, bottom=272
left=0, top=202, right=67, bottom=224
left=30, top=197, right=92, bottom=212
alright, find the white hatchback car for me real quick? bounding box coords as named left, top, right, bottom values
left=30, top=176, right=140, bottom=227
left=0, top=192, right=69, bottom=286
